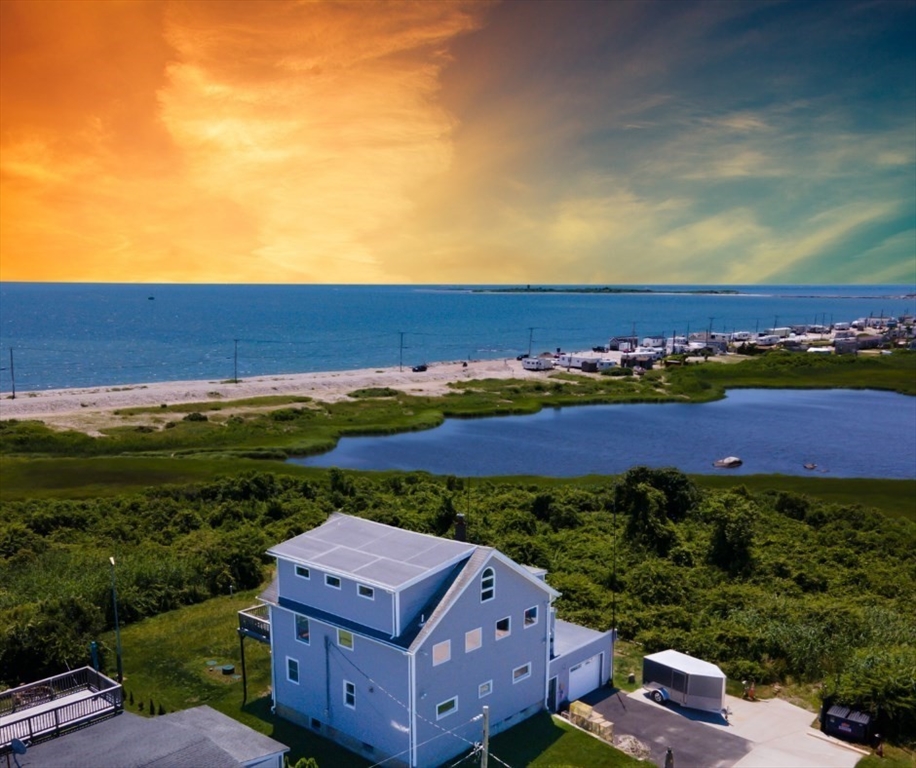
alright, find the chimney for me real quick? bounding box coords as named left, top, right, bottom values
left=454, top=513, right=467, bottom=542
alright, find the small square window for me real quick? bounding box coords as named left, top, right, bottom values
left=478, top=680, right=492, bottom=698
left=295, top=565, right=310, bottom=579
left=513, top=663, right=531, bottom=683
left=358, top=584, right=374, bottom=599
left=295, top=615, right=310, bottom=644
left=436, top=696, right=457, bottom=720
left=524, top=606, right=538, bottom=627
left=344, top=680, right=356, bottom=709
left=338, top=629, right=354, bottom=650
left=326, top=575, right=341, bottom=589
left=495, top=617, right=510, bottom=640
left=432, top=640, right=451, bottom=666
left=286, top=657, right=299, bottom=684
left=465, top=627, right=482, bottom=653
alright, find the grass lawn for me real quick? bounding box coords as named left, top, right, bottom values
left=486, top=711, right=643, bottom=767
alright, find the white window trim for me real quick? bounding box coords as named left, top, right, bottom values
left=295, top=615, right=310, bottom=645
left=478, top=680, right=493, bottom=699
left=524, top=605, right=538, bottom=628
left=286, top=656, right=299, bottom=684
left=436, top=696, right=458, bottom=720
left=343, top=680, right=356, bottom=710
left=512, top=663, right=531, bottom=684
left=357, top=584, right=375, bottom=600
left=338, top=628, right=354, bottom=651
left=481, top=567, right=495, bottom=603
left=432, top=639, right=451, bottom=666
left=465, top=627, right=482, bottom=653
left=495, top=616, right=511, bottom=640
left=295, top=565, right=310, bottom=579
left=325, top=574, right=341, bottom=589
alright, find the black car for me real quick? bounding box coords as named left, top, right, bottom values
left=412, top=364, right=428, bottom=372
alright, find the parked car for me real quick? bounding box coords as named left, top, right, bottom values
left=412, top=364, right=428, bottom=372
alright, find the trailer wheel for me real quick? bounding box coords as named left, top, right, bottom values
left=652, top=690, right=664, bottom=704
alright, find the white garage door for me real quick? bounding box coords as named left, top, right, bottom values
left=568, top=654, right=601, bottom=702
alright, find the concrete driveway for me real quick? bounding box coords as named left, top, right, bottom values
left=583, top=687, right=867, bottom=768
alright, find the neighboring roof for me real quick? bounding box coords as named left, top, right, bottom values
left=17, top=710, right=253, bottom=768
left=267, top=513, right=477, bottom=590
left=644, top=649, right=725, bottom=678
left=163, top=706, right=288, bottom=764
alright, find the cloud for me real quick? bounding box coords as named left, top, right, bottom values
left=0, top=0, right=913, bottom=284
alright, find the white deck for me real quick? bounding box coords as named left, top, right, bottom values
left=1, top=688, right=118, bottom=745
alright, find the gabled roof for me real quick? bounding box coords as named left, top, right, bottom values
left=267, top=513, right=476, bottom=590
left=408, top=548, right=560, bottom=652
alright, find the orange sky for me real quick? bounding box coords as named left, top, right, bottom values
left=1, top=1, right=914, bottom=284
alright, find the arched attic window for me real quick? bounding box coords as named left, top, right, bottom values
left=481, top=567, right=495, bottom=602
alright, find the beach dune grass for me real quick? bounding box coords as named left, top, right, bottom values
left=1, top=353, right=912, bottom=463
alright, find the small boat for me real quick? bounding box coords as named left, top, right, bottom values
left=804, top=463, right=817, bottom=470
left=713, top=456, right=743, bottom=468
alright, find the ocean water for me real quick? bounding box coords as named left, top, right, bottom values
left=0, top=283, right=913, bottom=392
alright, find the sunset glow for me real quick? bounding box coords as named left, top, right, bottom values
left=1, top=0, right=914, bottom=284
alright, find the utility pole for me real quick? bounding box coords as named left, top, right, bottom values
left=8, top=348, right=14, bottom=400
left=398, top=332, right=405, bottom=371
left=233, top=339, right=239, bottom=383
left=528, top=327, right=534, bottom=357
left=707, top=317, right=715, bottom=342
left=481, top=705, right=489, bottom=768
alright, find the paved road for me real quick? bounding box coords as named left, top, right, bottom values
left=583, top=688, right=751, bottom=768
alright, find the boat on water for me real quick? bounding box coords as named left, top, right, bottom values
left=713, top=456, right=743, bottom=468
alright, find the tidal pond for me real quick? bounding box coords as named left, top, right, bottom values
left=291, top=389, right=916, bottom=478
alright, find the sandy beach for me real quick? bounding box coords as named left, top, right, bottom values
left=0, top=357, right=559, bottom=434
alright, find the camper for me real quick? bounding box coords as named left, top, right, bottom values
left=522, top=356, right=555, bottom=371
left=642, top=649, right=726, bottom=714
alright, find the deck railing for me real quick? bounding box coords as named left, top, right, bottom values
left=0, top=667, right=122, bottom=752
left=238, top=604, right=271, bottom=643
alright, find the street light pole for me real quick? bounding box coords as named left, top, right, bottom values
left=109, top=556, right=124, bottom=684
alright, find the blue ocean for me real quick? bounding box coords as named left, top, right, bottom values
left=1, top=283, right=914, bottom=392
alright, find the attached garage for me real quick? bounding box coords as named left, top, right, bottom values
left=642, top=649, right=726, bottom=714
left=568, top=654, right=602, bottom=702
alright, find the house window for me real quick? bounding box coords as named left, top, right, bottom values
left=358, top=584, right=374, bottom=600
left=326, top=575, right=341, bottom=589
left=465, top=627, right=482, bottom=653
left=481, top=567, right=495, bottom=602
left=295, top=565, right=310, bottom=579
left=524, top=606, right=538, bottom=627
left=344, top=680, right=356, bottom=709
left=495, top=616, right=510, bottom=640
left=432, top=640, right=451, bottom=666
left=286, top=657, right=299, bottom=684
left=478, top=680, right=492, bottom=699
left=338, top=629, right=354, bottom=650
left=513, top=663, right=531, bottom=683
left=295, top=615, right=310, bottom=644
left=436, top=696, right=458, bottom=720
